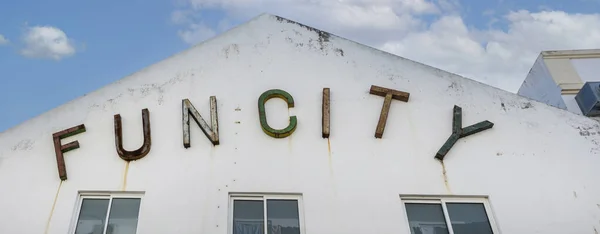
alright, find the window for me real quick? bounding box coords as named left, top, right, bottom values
left=401, top=196, right=498, bottom=234
left=72, top=193, right=142, bottom=234
left=230, top=194, right=304, bottom=234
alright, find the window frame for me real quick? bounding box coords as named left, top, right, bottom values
left=400, top=195, right=500, bottom=234
left=228, top=193, right=305, bottom=234
left=69, top=191, right=144, bottom=234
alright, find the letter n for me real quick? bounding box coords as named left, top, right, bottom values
left=182, top=96, right=219, bottom=148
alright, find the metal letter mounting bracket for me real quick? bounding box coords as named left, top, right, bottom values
left=435, top=105, right=494, bottom=161
left=114, top=108, right=152, bottom=161
left=258, top=89, right=297, bottom=138
left=52, top=124, right=86, bottom=180
left=369, top=85, right=410, bottom=138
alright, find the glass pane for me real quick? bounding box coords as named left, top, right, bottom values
left=233, top=200, right=265, bottom=234
left=74, top=199, right=110, bottom=234
left=405, top=203, right=449, bottom=234
left=446, top=203, right=493, bottom=234
left=267, top=200, right=300, bottom=234
left=106, top=198, right=141, bottom=234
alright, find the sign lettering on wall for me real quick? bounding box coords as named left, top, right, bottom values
left=258, top=89, right=298, bottom=138
left=435, top=105, right=494, bottom=161
left=182, top=97, right=220, bottom=147
left=114, top=108, right=152, bottom=161
left=50, top=85, right=494, bottom=180
left=369, top=85, right=410, bottom=138
left=52, top=124, right=86, bottom=181
left=322, top=88, right=330, bottom=138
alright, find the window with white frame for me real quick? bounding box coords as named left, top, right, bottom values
left=401, top=196, right=498, bottom=234
left=72, top=193, right=143, bottom=234
left=230, top=194, right=303, bottom=234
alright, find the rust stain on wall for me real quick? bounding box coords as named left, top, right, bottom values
left=327, top=138, right=333, bottom=171
left=122, top=161, right=130, bottom=191
left=45, top=180, right=63, bottom=234
left=441, top=161, right=452, bottom=194
left=327, top=138, right=332, bottom=157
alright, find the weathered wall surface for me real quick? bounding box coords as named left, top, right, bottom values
left=517, top=55, right=567, bottom=109
left=2, top=14, right=600, bottom=234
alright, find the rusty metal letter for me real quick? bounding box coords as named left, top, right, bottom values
left=369, top=85, right=410, bottom=138
left=53, top=124, right=86, bottom=180
left=114, top=109, right=152, bottom=161
left=258, top=89, right=297, bottom=138
left=322, top=88, right=330, bottom=138
left=182, top=97, right=219, bottom=148
left=435, top=105, right=494, bottom=161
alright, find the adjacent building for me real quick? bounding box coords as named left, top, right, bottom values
left=518, top=49, right=600, bottom=118
left=2, top=14, right=600, bottom=234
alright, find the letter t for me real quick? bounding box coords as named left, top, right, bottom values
left=369, top=85, right=410, bottom=138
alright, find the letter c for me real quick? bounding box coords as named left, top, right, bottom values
left=258, top=89, right=297, bottom=138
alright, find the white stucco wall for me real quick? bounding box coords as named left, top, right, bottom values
left=2, top=14, right=600, bottom=234
left=517, top=55, right=567, bottom=109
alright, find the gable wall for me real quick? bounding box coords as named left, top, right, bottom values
left=1, top=15, right=600, bottom=234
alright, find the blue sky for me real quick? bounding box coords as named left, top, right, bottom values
left=0, top=0, right=599, bottom=132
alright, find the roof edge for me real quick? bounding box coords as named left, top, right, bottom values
left=542, top=49, right=600, bottom=59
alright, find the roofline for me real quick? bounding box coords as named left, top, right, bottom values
left=541, top=49, right=600, bottom=59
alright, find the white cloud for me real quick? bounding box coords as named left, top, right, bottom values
left=382, top=10, right=600, bottom=91
left=178, top=22, right=218, bottom=45
left=174, top=0, right=439, bottom=45
left=20, top=26, right=76, bottom=60
left=172, top=0, right=600, bottom=92
left=172, top=10, right=193, bottom=24
left=0, top=34, right=8, bottom=45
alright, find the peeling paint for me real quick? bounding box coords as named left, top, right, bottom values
left=446, top=81, right=464, bottom=94
left=521, top=102, right=534, bottom=109
left=275, top=15, right=332, bottom=53
left=11, top=139, right=34, bottom=151
left=223, top=44, right=240, bottom=59
left=87, top=71, right=189, bottom=111
left=44, top=180, right=63, bottom=234
left=577, top=126, right=599, bottom=136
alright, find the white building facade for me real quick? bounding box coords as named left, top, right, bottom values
left=2, top=14, right=600, bottom=234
